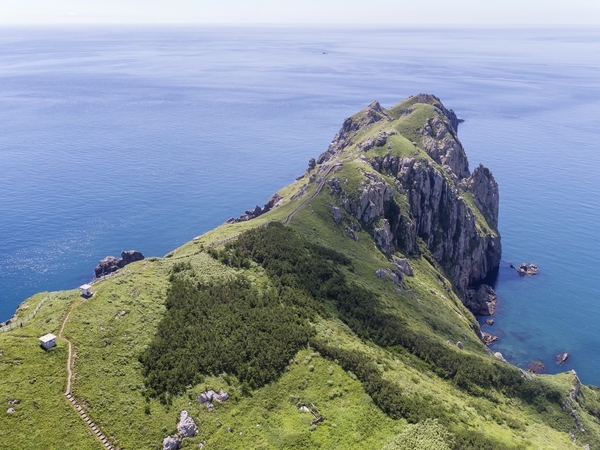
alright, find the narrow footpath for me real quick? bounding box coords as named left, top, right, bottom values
left=58, top=298, right=117, bottom=450
left=283, top=162, right=340, bottom=225
left=207, top=162, right=340, bottom=250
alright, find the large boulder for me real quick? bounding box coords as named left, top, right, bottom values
left=464, top=284, right=497, bottom=316
left=177, top=410, right=198, bottom=438
left=94, top=256, right=121, bottom=278
left=94, top=250, right=144, bottom=278
left=517, top=263, right=538, bottom=276
left=162, top=436, right=181, bottom=450
left=120, top=250, right=144, bottom=265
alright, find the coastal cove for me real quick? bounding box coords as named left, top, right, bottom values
left=1, top=26, right=600, bottom=385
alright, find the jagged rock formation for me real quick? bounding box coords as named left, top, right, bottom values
left=462, top=164, right=499, bottom=228
left=481, top=331, right=499, bottom=346
left=94, top=250, right=144, bottom=278
left=198, top=389, right=229, bottom=405
left=321, top=94, right=501, bottom=300
left=226, top=193, right=283, bottom=224
left=177, top=410, right=198, bottom=438
left=162, top=435, right=181, bottom=450
left=318, top=100, right=391, bottom=164
left=465, top=284, right=498, bottom=316
left=517, top=263, right=538, bottom=276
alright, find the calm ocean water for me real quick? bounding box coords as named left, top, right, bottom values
left=1, top=26, right=599, bottom=383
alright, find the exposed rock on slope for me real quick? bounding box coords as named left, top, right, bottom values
left=95, top=250, right=144, bottom=278
left=177, top=410, right=198, bottom=438
left=226, top=193, right=283, bottom=224
left=462, top=164, right=499, bottom=228
left=465, top=284, right=498, bottom=316
left=318, top=100, right=391, bottom=164
left=321, top=94, right=501, bottom=300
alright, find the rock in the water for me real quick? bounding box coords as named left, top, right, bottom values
left=95, top=250, right=144, bottom=278
left=485, top=319, right=494, bottom=325
left=517, top=263, right=538, bottom=276
left=481, top=331, right=499, bottom=346
left=556, top=352, right=569, bottom=366
left=527, top=361, right=546, bottom=373
left=464, top=284, right=497, bottom=316
left=177, top=410, right=198, bottom=438
left=162, top=436, right=181, bottom=450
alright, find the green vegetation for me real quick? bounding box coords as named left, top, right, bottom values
left=140, top=263, right=313, bottom=400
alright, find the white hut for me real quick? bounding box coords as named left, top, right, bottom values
left=39, top=333, right=57, bottom=350
left=79, top=284, right=92, bottom=297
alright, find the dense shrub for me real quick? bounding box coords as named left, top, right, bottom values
left=140, top=270, right=312, bottom=401
left=215, top=224, right=564, bottom=404
left=383, top=419, right=454, bottom=450
left=144, top=223, right=564, bottom=419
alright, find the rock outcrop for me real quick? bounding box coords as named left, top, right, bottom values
left=95, top=250, right=144, bottom=278
left=317, top=100, right=390, bottom=164
left=481, top=331, right=499, bottom=346
left=464, top=284, right=498, bottom=316
left=323, top=95, right=501, bottom=299
left=162, top=436, right=181, bottom=450
left=557, top=352, right=569, bottom=366
left=198, top=389, right=229, bottom=405
left=517, top=263, right=538, bottom=276
left=226, top=192, right=283, bottom=224
left=421, top=113, right=469, bottom=178
left=177, top=410, right=198, bottom=438
left=528, top=361, right=546, bottom=373
left=462, top=164, right=499, bottom=228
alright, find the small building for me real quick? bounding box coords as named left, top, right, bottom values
left=79, top=284, right=93, bottom=298
left=39, top=333, right=57, bottom=350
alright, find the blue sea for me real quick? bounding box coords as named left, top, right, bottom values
left=1, top=26, right=599, bottom=384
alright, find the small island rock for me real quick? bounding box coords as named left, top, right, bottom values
left=527, top=361, right=546, bottom=373
left=517, top=263, right=538, bottom=276
left=556, top=352, right=569, bottom=366
left=481, top=331, right=499, bottom=346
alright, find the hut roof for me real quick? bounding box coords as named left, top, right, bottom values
left=38, top=333, right=56, bottom=343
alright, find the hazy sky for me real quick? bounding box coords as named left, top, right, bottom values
left=1, top=0, right=599, bottom=25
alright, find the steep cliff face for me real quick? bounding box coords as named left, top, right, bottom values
left=319, top=94, right=501, bottom=296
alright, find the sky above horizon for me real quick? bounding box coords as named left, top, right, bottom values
left=2, top=0, right=599, bottom=25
